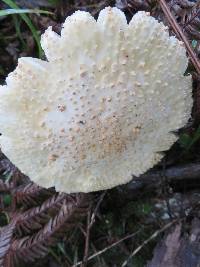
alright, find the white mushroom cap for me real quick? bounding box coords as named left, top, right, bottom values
left=0, top=7, right=192, bottom=193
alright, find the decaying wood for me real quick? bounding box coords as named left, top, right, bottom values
left=146, top=218, right=200, bottom=267
left=124, top=163, right=200, bottom=192
left=122, top=220, right=179, bottom=267
left=138, top=163, right=200, bottom=181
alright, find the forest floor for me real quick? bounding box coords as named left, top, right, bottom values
left=0, top=1, right=200, bottom=267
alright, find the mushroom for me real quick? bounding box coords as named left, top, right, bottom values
left=0, top=7, right=192, bottom=193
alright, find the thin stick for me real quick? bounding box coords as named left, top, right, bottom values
left=72, top=229, right=142, bottom=267
left=121, top=219, right=178, bottom=267
left=90, top=191, right=107, bottom=227
left=81, top=207, right=92, bottom=267
left=159, top=0, right=200, bottom=75
left=80, top=192, right=107, bottom=267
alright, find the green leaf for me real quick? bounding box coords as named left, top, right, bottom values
left=0, top=65, right=5, bottom=75
left=179, top=133, right=193, bottom=149
left=3, top=194, right=12, bottom=206
left=0, top=212, right=10, bottom=226
left=0, top=8, right=52, bottom=16
left=189, top=125, right=200, bottom=147
left=1, top=0, right=51, bottom=57
left=47, top=0, right=60, bottom=6
left=140, top=203, right=152, bottom=215
left=12, top=15, right=26, bottom=48
left=179, top=125, right=200, bottom=151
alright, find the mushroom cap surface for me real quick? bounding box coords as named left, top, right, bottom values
left=0, top=7, right=192, bottom=193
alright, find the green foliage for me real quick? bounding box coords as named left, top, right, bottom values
left=179, top=133, right=193, bottom=149
left=179, top=125, right=200, bottom=151
left=121, top=201, right=152, bottom=220
left=47, top=0, right=60, bottom=6
left=0, top=8, right=52, bottom=16
left=0, top=66, right=5, bottom=76
left=12, top=15, right=27, bottom=49
left=1, top=0, right=52, bottom=57
left=3, top=194, right=12, bottom=206
left=0, top=212, right=9, bottom=226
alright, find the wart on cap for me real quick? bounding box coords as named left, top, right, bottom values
left=0, top=7, right=192, bottom=193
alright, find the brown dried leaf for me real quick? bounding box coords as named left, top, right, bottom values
left=0, top=222, right=16, bottom=267
left=14, top=182, right=54, bottom=207
left=7, top=193, right=91, bottom=264
left=15, top=193, right=70, bottom=236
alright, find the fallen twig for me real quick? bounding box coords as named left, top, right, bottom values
left=90, top=191, right=107, bottom=227
left=121, top=163, right=200, bottom=194
left=81, top=207, right=92, bottom=267
left=132, top=162, right=200, bottom=185
left=73, top=229, right=142, bottom=267
left=121, top=219, right=179, bottom=267
left=80, top=191, right=107, bottom=267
